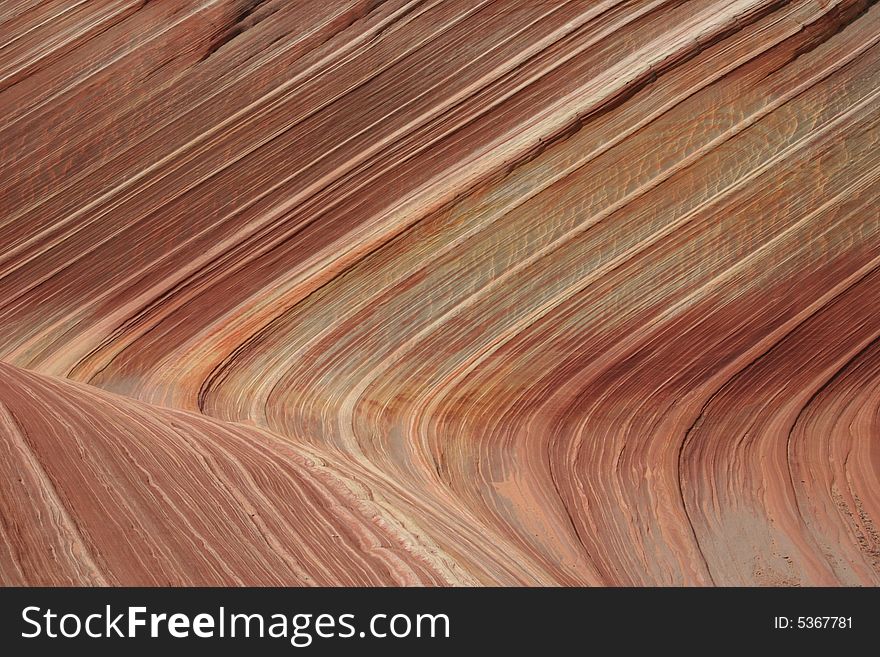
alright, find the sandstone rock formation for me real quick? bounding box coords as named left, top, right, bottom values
left=1, top=0, right=878, bottom=585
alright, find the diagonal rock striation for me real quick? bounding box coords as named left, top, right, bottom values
left=0, top=0, right=878, bottom=585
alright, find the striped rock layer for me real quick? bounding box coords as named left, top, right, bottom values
left=1, top=0, right=879, bottom=585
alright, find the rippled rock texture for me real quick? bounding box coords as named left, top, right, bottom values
left=1, top=0, right=879, bottom=586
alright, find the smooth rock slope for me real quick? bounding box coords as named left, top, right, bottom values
left=1, top=0, right=878, bottom=585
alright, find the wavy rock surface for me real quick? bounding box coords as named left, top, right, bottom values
left=1, top=0, right=879, bottom=585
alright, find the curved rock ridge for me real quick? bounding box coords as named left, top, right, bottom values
left=1, top=0, right=878, bottom=585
